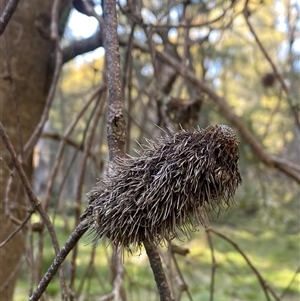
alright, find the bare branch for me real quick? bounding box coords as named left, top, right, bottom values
left=51, top=0, right=61, bottom=40
left=280, top=265, right=300, bottom=299
left=69, top=94, right=105, bottom=291
left=103, top=0, right=126, bottom=160
left=0, top=0, right=21, bottom=35
left=144, top=240, right=172, bottom=301
left=41, top=131, right=96, bottom=159
left=23, top=0, right=64, bottom=157
left=154, top=49, right=300, bottom=184
left=243, top=2, right=300, bottom=130
left=99, top=1, right=128, bottom=300
left=29, top=220, right=88, bottom=301
left=0, top=211, right=33, bottom=248
left=206, top=229, right=216, bottom=301
left=62, top=30, right=103, bottom=64
left=0, top=156, right=14, bottom=176
left=43, top=83, right=106, bottom=211
left=0, top=122, right=61, bottom=259
left=170, top=247, right=193, bottom=301
left=208, top=228, right=281, bottom=301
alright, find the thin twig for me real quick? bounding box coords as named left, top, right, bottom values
left=0, top=156, right=13, bottom=176
left=152, top=48, right=300, bottom=184
left=144, top=240, right=172, bottom=301
left=43, top=83, right=106, bottom=211
left=243, top=2, right=288, bottom=94
left=170, top=249, right=193, bottom=301
left=206, top=229, right=217, bottom=301
left=0, top=254, right=24, bottom=291
left=41, top=131, right=96, bottom=160
left=29, top=220, right=88, bottom=301
left=112, top=251, right=124, bottom=301
left=23, top=42, right=63, bottom=157
left=33, top=3, right=70, bottom=298
left=103, top=0, right=126, bottom=160
left=122, top=23, right=135, bottom=153
left=0, top=0, right=21, bottom=35
left=280, top=265, right=300, bottom=299
left=208, top=228, right=281, bottom=301
left=69, top=94, right=105, bottom=292
left=28, top=219, right=35, bottom=297
left=0, top=122, right=61, bottom=255
left=243, top=0, right=299, bottom=130
left=0, top=210, right=33, bottom=248
left=51, top=0, right=61, bottom=40
left=76, top=247, right=97, bottom=297
left=98, top=292, right=114, bottom=301
left=102, top=0, right=127, bottom=300
left=2, top=35, right=24, bottom=157
left=118, top=1, right=232, bottom=30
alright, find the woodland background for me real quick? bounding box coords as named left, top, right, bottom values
left=0, top=0, right=299, bottom=300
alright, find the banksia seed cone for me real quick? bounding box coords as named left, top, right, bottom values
left=82, top=124, right=242, bottom=249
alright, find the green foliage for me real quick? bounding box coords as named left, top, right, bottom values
left=15, top=212, right=299, bottom=301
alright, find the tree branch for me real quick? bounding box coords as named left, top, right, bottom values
left=243, top=1, right=299, bottom=130
left=0, top=210, right=34, bottom=248
left=206, top=229, right=217, bottom=301
left=29, top=220, right=88, bottom=301
left=23, top=43, right=63, bottom=157
left=154, top=49, right=300, bottom=184
left=0, top=0, right=21, bottom=35
left=101, top=1, right=127, bottom=300
left=208, top=228, right=281, bottom=301
left=64, top=31, right=299, bottom=183
left=41, top=131, right=97, bottom=160
left=62, top=30, right=103, bottom=64
left=144, top=240, right=172, bottom=301
left=0, top=122, right=62, bottom=261
left=103, top=0, right=126, bottom=160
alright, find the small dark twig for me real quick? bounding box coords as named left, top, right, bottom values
left=208, top=228, right=281, bottom=301
left=29, top=220, right=88, bottom=301
left=206, top=229, right=217, bottom=301
left=41, top=131, right=96, bottom=160
left=152, top=47, right=300, bottom=184
left=102, top=1, right=127, bottom=300
left=170, top=248, right=193, bottom=301
left=280, top=265, right=300, bottom=299
left=69, top=94, right=105, bottom=292
left=144, top=240, right=172, bottom=301
left=62, top=30, right=103, bottom=64
left=0, top=122, right=61, bottom=255
left=0, top=0, right=21, bottom=35
left=51, top=0, right=61, bottom=40
left=0, top=156, right=14, bottom=176
left=103, top=0, right=126, bottom=160
left=23, top=40, right=63, bottom=157
left=243, top=2, right=288, bottom=94
left=243, top=0, right=299, bottom=131
left=0, top=210, right=34, bottom=248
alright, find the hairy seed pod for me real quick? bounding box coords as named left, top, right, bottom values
left=81, top=124, right=242, bottom=250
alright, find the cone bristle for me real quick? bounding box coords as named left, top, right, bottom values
left=81, top=124, right=242, bottom=250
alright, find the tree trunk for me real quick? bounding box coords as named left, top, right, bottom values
left=0, top=1, right=69, bottom=299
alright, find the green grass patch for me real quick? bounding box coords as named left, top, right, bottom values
left=15, top=210, right=299, bottom=301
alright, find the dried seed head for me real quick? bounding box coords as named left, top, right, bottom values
left=261, top=72, right=276, bottom=87
left=82, top=124, right=242, bottom=250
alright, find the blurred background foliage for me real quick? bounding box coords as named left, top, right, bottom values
left=14, top=0, right=299, bottom=300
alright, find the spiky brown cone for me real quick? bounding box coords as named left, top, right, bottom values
left=82, top=124, right=242, bottom=250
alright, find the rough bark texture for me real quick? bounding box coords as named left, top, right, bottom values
left=103, top=0, right=126, bottom=160
left=0, top=1, right=68, bottom=299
